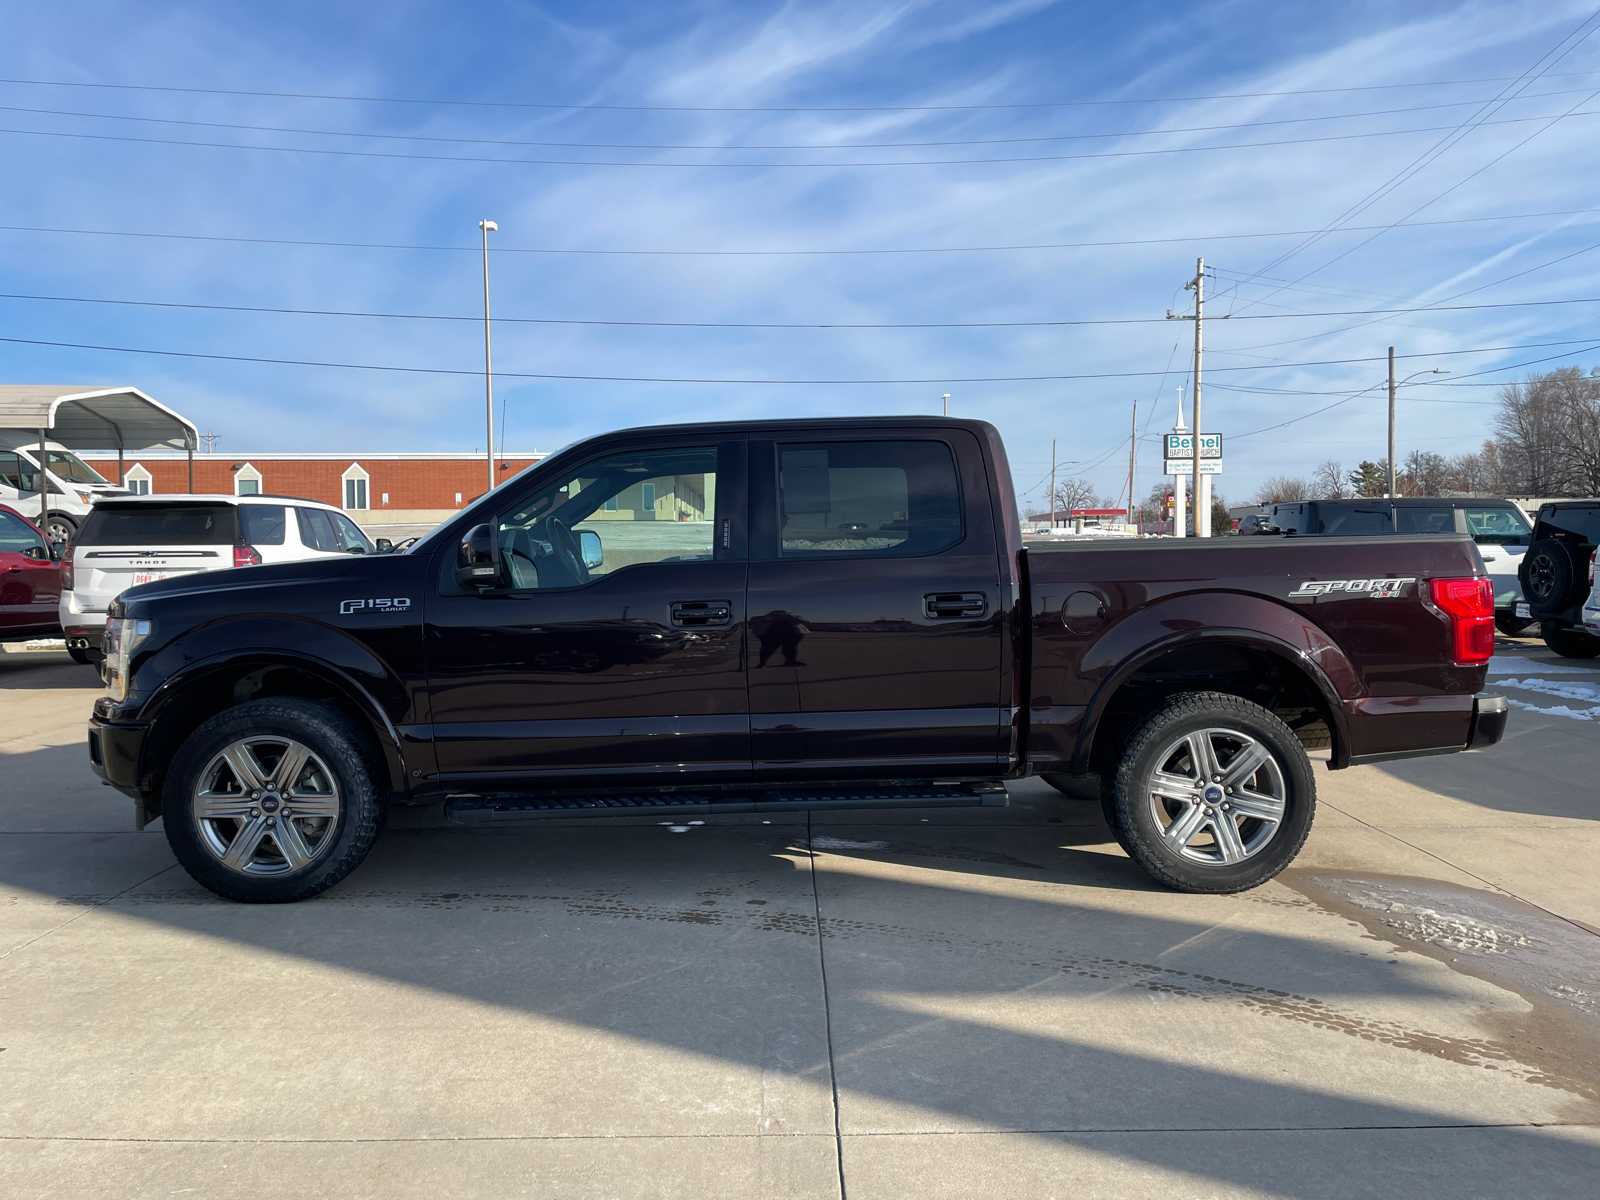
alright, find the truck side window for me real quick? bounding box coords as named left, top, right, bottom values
left=295, top=507, right=341, bottom=552
left=495, top=445, right=718, bottom=589
left=0, top=452, right=38, bottom=493
left=777, top=441, right=961, bottom=557
left=1395, top=507, right=1454, bottom=534
left=1464, top=507, right=1530, bottom=546
left=330, top=512, right=373, bottom=553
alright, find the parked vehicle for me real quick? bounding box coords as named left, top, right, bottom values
left=87, top=418, right=1506, bottom=904
left=0, top=434, right=131, bottom=544
left=1517, top=500, right=1600, bottom=658
left=61, top=493, right=391, bottom=662
left=1254, top=497, right=1533, bottom=633
left=0, top=503, right=65, bottom=647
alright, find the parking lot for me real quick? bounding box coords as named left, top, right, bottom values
left=2, top=637, right=1597, bottom=1199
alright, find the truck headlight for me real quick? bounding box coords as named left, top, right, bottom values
left=102, top=617, right=152, bottom=702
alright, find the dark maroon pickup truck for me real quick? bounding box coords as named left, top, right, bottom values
left=88, top=417, right=1505, bottom=902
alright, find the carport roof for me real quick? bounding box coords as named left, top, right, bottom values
left=0, top=386, right=197, bottom=451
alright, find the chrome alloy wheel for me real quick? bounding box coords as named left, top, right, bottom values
left=1143, top=727, right=1287, bottom=866
left=193, top=736, right=341, bottom=876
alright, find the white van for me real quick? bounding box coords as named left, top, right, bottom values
left=0, top=434, right=130, bottom=543
left=60, top=494, right=388, bottom=659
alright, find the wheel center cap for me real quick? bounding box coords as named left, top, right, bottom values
left=1202, top=785, right=1224, bottom=804
left=259, top=794, right=281, bottom=813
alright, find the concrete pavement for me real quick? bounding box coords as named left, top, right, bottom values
left=1, top=638, right=1596, bottom=1198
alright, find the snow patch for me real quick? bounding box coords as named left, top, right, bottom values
left=1496, top=677, right=1600, bottom=703
left=1485, top=656, right=1599, bottom=677
left=1506, top=698, right=1600, bottom=721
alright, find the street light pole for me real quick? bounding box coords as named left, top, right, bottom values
left=479, top=219, right=498, bottom=495
left=1387, top=346, right=1396, bottom=498
left=941, top=393, right=950, bottom=417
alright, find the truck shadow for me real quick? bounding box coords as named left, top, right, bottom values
left=2, top=740, right=1594, bottom=1194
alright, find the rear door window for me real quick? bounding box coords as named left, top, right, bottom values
left=330, top=512, right=373, bottom=553
left=295, top=507, right=341, bottom=552
left=239, top=505, right=287, bottom=546
left=777, top=441, right=962, bottom=557
left=1395, top=507, right=1456, bottom=534
left=1320, top=505, right=1393, bottom=535
left=77, top=504, right=238, bottom=545
left=1538, top=506, right=1600, bottom=543
left=1464, top=507, right=1530, bottom=546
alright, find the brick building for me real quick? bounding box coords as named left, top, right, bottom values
left=80, top=451, right=545, bottom=522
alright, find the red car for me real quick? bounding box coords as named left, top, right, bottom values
left=0, top=503, right=67, bottom=648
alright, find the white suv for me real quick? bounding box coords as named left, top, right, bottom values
left=60, top=494, right=387, bottom=659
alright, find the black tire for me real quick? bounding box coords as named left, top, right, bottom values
left=1039, top=773, right=1101, bottom=801
left=1541, top=621, right=1600, bottom=659
left=1105, top=691, right=1316, bottom=894
left=1520, top=539, right=1581, bottom=613
left=42, top=514, right=77, bottom=545
left=162, top=698, right=385, bottom=903
left=1494, top=614, right=1536, bottom=637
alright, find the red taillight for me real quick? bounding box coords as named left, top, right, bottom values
left=1431, top=576, right=1495, bottom=665
left=234, top=545, right=262, bottom=567
left=61, top=556, right=74, bottom=590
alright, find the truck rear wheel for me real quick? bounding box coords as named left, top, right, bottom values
left=162, top=699, right=385, bottom=903
left=1494, top=614, right=1535, bottom=637
left=1104, top=691, right=1316, bottom=893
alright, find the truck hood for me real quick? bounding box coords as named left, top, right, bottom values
left=110, top=553, right=365, bottom=616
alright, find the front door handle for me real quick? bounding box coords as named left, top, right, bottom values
left=925, top=591, right=987, bottom=619
left=670, top=599, right=733, bottom=627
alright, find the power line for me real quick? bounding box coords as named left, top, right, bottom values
left=11, top=288, right=1600, bottom=330
left=8, top=88, right=1599, bottom=151
left=7, top=204, right=1600, bottom=258
left=5, top=107, right=1599, bottom=169
left=5, top=71, right=1600, bottom=112
left=1, top=333, right=1592, bottom=386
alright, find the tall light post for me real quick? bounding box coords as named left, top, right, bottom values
left=479, top=219, right=498, bottom=494
left=1386, top=349, right=1450, bottom=497
left=941, top=393, right=951, bottom=417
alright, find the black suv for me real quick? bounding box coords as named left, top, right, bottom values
left=1517, top=500, right=1600, bottom=658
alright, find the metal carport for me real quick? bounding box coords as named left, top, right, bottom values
left=0, top=385, right=199, bottom=533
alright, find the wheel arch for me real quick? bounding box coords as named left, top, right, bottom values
left=136, top=650, right=410, bottom=818
left=1072, top=626, right=1354, bottom=776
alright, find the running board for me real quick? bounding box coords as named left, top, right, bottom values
left=443, top=781, right=1008, bottom=824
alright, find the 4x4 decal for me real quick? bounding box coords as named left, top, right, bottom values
left=339, top=597, right=412, bottom=615
left=1289, top=578, right=1415, bottom=599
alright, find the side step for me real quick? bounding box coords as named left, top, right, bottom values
left=444, top=781, right=1008, bottom=824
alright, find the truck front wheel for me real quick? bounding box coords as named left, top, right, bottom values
left=162, top=699, right=385, bottom=903
left=1105, top=692, right=1316, bottom=894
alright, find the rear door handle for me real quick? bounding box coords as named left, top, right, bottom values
left=925, top=591, right=987, bottom=619
left=670, top=599, right=733, bottom=627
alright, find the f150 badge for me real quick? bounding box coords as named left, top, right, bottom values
left=1290, top=578, right=1415, bottom=599
left=339, top=597, right=412, bottom=614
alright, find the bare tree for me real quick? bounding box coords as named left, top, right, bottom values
left=1256, top=475, right=1309, bottom=503
left=1311, top=460, right=1346, bottom=499
left=1494, top=373, right=1572, bottom=494
left=1051, top=476, right=1101, bottom=514
left=1400, top=450, right=1449, bottom=496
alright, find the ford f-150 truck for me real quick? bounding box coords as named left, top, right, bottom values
left=87, top=417, right=1507, bottom=903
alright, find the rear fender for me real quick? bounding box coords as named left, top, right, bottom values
left=1072, top=592, right=1358, bottom=774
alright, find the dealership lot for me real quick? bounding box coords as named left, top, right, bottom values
left=2, top=640, right=1597, bottom=1199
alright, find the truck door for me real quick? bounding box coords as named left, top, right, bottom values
left=425, top=438, right=749, bottom=791
left=746, top=433, right=1005, bottom=780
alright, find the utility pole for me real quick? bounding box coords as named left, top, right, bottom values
left=1387, top=345, right=1397, bottom=499
left=1128, top=400, right=1137, bottom=535
left=1050, top=438, right=1057, bottom=530
left=1167, top=258, right=1227, bottom=536
left=479, top=219, right=498, bottom=494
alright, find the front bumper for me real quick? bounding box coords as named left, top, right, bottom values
left=1467, top=693, right=1508, bottom=750
left=88, top=709, right=150, bottom=809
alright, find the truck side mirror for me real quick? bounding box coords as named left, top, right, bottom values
left=578, top=529, right=603, bottom=570
left=454, top=523, right=502, bottom=590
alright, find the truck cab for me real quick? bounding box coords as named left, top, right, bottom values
left=0, top=433, right=129, bottom=544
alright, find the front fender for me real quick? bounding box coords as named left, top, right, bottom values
left=1072, top=592, right=1359, bottom=774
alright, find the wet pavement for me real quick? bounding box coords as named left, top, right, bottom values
left=1, top=638, right=1596, bottom=1198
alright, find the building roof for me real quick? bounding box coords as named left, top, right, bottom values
left=83, top=450, right=544, bottom=461
left=0, top=386, right=197, bottom=452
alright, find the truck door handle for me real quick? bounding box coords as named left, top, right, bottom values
left=670, top=599, right=733, bottom=627
left=925, top=591, right=987, bottom=619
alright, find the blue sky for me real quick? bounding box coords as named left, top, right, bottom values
left=4, top=0, right=1600, bottom=511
